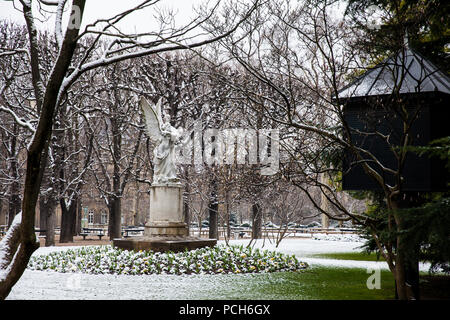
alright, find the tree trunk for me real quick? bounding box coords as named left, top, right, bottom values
left=393, top=232, right=420, bottom=300
left=391, top=193, right=421, bottom=300
left=252, top=203, right=262, bottom=239
left=108, top=196, right=122, bottom=240
left=0, top=213, right=38, bottom=300
left=208, top=178, right=218, bottom=239
left=320, top=173, right=330, bottom=229
left=39, top=198, right=47, bottom=237
left=108, top=114, right=123, bottom=239
left=183, top=169, right=191, bottom=234
left=183, top=189, right=190, bottom=235
left=71, top=196, right=80, bottom=237
left=45, top=204, right=55, bottom=247
left=7, top=182, right=21, bottom=229
left=394, top=228, right=408, bottom=300
left=405, top=245, right=420, bottom=299
left=39, top=196, right=56, bottom=246
left=225, top=190, right=231, bottom=239
left=0, top=0, right=86, bottom=299
left=7, top=123, right=21, bottom=228
left=59, top=199, right=77, bottom=243
left=75, top=198, right=82, bottom=235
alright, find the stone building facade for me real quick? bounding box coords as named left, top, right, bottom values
left=0, top=183, right=150, bottom=231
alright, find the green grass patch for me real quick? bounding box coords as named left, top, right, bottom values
left=209, top=266, right=395, bottom=300
left=311, top=252, right=386, bottom=262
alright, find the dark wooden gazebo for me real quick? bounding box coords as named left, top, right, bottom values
left=337, top=46, right=450, bottom=192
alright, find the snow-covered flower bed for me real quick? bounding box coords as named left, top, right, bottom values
left=311, top=233, right=365, bottom=242
left=27, top=245, right=308, bottom=275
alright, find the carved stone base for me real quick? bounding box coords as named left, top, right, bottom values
left=145, top=222, right=188, bottom=237
left=144, top=184, right=189, bottom=237
left=113, top=236, right=217, bottom=253
left=113, top=183, right=217, bottom=253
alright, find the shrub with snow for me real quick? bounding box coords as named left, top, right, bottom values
left=27, top=245, right=308, bottom=275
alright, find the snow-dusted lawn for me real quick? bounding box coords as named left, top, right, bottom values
left=231, top=237, right=365, bottom=255
left=5, top=238, right=431, bottom=300
left=8, top=270, right=261, bottom=300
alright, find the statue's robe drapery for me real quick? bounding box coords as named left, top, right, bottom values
left=153, top=129, right=180, bottom=184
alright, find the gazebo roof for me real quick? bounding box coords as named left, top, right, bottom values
left=337, top=47, right=450, bottom=99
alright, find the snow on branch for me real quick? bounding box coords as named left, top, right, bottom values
left=57, top=0, right=260, bottom=104
left=38, top=0, right=61, bottom=5
left=0, top=106, right=36, bottom=132
left=0, top=213, right=22, bottom=281
left=0, top=48, right=29, bottom=58
left=54, top=0, right=68, bottom=48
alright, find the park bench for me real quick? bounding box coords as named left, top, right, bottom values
left=80, top=227, right=105, bottom=240
left=34, top=228, right=47, bottom=239
left=230, top=227, right=248, bottom=239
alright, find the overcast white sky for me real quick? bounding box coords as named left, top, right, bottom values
left=0, top=0, right=206, bottom=34
left=0, top=1, right=349, bottom=35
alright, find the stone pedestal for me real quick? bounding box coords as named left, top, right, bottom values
left=145, top=184, right=188, bottom=237
left=113, top=183, right=217, bottom=253
left=112, top=236, right=217, bottom=253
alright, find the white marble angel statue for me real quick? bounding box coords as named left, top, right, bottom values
left=140, top=97, right=184, bottom=185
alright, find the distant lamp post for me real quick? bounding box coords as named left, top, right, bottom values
left=81, top=207, right=88, bottom=229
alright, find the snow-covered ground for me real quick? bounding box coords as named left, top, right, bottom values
left=223, top=238, right=431, bottom=271
left=233, top=237, right=365, bottom=255
left=6, top=238, right=432, bottom=300
left=310, top=233, right=365, bottom=242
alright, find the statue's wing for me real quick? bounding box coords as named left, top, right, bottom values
left=155, top=97, right=163, bottom=124
left=140, top=97, right=163, bottom=143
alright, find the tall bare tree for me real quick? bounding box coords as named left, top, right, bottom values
left=0, top=0, right=259, bottom=299
left=202, top=0, right=444, bottom=299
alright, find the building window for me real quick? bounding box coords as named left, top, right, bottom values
left=101, top=211, right=108, bottom=225
left=88, top=210, right=94, bottom=224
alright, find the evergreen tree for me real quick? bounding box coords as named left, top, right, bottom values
left=345, top=0, right=449, bottom=71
